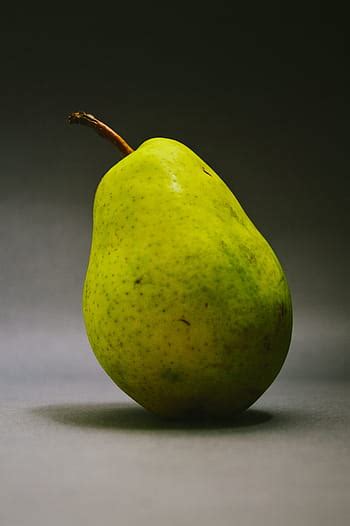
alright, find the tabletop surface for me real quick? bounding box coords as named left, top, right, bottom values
left=1, top=373, right=349, bottom=526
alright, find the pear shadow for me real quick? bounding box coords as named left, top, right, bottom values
left=30, top=402, right=296, bottom=433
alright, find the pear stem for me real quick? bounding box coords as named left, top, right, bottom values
left=68, top=111, right=134, bottom=157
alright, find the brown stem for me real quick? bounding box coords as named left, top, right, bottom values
left=68, top=111, right=134, bottom=157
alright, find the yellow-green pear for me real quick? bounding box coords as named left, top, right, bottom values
left=69, top=112, right=292, bottom=419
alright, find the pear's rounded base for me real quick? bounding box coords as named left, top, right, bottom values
left=124, top=387, right=269, bottom=422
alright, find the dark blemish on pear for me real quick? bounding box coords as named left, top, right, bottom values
left=278, top=302, right=287, bottom=323
left=134, top=277, right=143, bottom=284
left=202, top=166, right=212, bottom=176
left=161, top=368, right=183, bottom=383
left=178, top=318, right=191, bottom=326
left=227, top=204, right=238, bottom=219
left=240, top=244, right=257, bottom=264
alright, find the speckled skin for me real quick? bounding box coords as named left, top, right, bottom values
left=83, top=138, right=292, bottom=418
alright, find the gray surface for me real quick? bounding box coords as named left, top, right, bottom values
left=1, top=370, right=349, bottom=526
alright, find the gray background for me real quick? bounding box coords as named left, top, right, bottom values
left=1, top=6, right=349, bottom=526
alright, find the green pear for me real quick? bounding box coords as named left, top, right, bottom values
left=69, top=112, right=292, bottom=419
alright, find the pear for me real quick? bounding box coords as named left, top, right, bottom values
left=69, top=112, right=292, bottom=419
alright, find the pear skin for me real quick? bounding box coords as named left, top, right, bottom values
left=80, top=129, right=292, bottom=419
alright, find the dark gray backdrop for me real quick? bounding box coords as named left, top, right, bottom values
left=1, top=7, right=349, bottom=386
